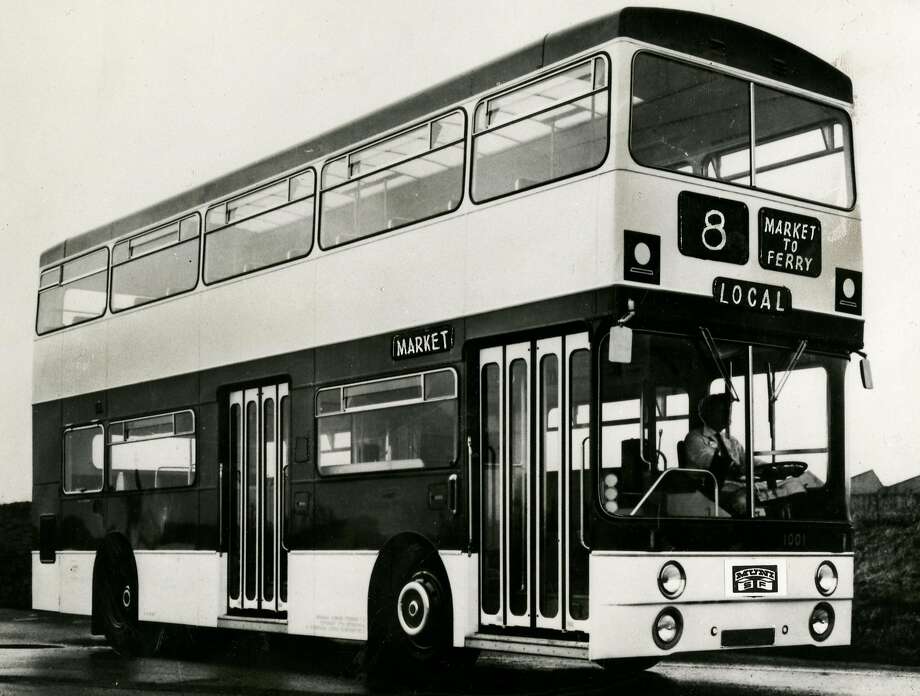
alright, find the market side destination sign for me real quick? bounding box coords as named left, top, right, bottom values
left=759, top=207, right=821, bottom=278
left=392, top=324, right=455, bottom=360
left=713, top=277, right=791, bottom=315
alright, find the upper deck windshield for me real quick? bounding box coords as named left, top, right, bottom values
left=598, top=331, right=847, bottom=522
left=629, top=52, right=854, bottom=209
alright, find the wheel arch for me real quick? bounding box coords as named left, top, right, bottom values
left=366, top=532, right=453, bottom=638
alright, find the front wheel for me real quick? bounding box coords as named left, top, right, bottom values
left=596, top=656, right=660, bottom=675
left=365, top=544, right=452, bottom=684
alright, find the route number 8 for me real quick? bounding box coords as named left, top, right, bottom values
left=701, top=209, right=726, bottom=251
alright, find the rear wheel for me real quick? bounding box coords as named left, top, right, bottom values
left=365, top=542, right=452, bottom=684
left=96, top=539, right=164, bottom=657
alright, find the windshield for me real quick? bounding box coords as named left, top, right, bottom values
left=597, top=331, right=847, bottom=521
left=630, top=52, right=854, bottom=208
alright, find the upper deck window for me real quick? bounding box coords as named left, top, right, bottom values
left=630, top=53, right=854, bottom=209
left=203, top=169, right=315, bottom=284
left=111, top=214, right=200, bottom=312
left=320, top=111, right=465, bottom=249
left=471, top=55, right=610, bottom=202
left=37, top=248, right=108, bottom=335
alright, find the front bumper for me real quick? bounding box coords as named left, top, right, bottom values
left=588, top=552, right=853, bottom=660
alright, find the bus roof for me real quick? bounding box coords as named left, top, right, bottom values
left=40, top=7, right=852, bottom=268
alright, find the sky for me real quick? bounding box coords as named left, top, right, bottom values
left=1, top=0, right=919, bottom=503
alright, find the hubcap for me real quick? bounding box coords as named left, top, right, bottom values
left=397, top=579, right=432, bottom=637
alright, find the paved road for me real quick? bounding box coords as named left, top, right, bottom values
left=0, top=608, right=916, bottom=695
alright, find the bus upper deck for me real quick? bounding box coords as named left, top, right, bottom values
left=33, top=7, right=860, bottom=406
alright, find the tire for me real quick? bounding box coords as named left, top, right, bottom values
left=596, top=656, right=661, bottom=675
left=364, top=542, right=452, bottom=685
left=96, top=538, right=164, bottom=657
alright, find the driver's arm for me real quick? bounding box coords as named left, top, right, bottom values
left=683, top=431, right=714, bottom=468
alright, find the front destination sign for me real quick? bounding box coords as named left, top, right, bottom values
left=712, top=277, right=791, bottom=314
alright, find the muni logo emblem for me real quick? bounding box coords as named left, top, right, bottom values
left=732, top=565, right=778, bottom=593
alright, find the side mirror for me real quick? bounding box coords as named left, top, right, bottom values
left=608, top=325, right=633, bottom=363
left=860, top=356, right=874, bottom=390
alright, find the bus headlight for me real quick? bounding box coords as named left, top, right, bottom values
left=809, top=602, right=835, bottom=641
left=657, top=561, right=686, bottom=599
left=815, top=561, right=838, bottom=596
left=603, top=473, right=619, bottom=514
left=652, top=607, right=683, bottom=650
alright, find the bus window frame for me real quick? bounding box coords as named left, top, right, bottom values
left=202, top=167, right=317, bottom=286
left=469, top=52, right=612, bottom=206
left=36, top=246, right=110, bottom=337
left=627, top=50, right=857, bottom=212
left=106, top=408, right=198, bottom=493
left=61, top=422, right=105, bottom=496
left=314, top=367, right=460, bottom=477
left=109, top=213, right=202, bottom=314
left=317, top=108, right=467, bottom=252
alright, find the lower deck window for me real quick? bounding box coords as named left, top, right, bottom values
left=317, top=369, right=458, bottom=475
left=108, top=411, right=196, bottom=490
left=63, top=425, right=104, bottom=494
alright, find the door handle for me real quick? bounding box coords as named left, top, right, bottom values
left=579, top=436, right=590, bottom=551
left=447, top=474, right=458, bottom=515
left=467, top=436, right=474, bottom=552
left=218, top=462, right=223, bottom=551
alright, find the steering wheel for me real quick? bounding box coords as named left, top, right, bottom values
left=755, top=461, right=808, bottom=482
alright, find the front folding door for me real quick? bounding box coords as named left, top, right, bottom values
left=228, top=383, right=289, bottom=613
left=478, top=333, right=590, bottom=631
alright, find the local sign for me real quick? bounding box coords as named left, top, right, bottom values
left=712, top=277, right=791, bottom=314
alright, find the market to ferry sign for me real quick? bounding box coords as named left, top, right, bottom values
left=391, top=325, right=454, bottom=360
left=759, top=207, right=821, bottom=277
left=713, top=277, right=791, bottom=314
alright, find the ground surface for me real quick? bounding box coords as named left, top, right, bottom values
left=0, top=609, right=917, bottom=696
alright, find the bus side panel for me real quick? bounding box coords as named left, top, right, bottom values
left=313, top=217, right=466, bottom=350
left=33, top=334, right=63, bottom=404
left=135, top=551, right=223, bottom=627
left=60, top=499, right=105, bottom=550
left=440, top=551, right=478, bottom=648
left=196, top=401, right=220, bottom=550
left=32, top=401, right=62, bottom=487
left=107, top=373, right=199, bottom=420
left=287, top=550, right=376, bottom=640
left=463, top=176, right=601, bottom=315
left=312, top=472, right=458, bottom=551
left=199, top=263, right=315, bottom=373
left=107, top=295, right=200, bottom=394
left=58, top=551, right=95, bottom=616
left=104, top=489, right=200, bottom=551
left=31, top=551, right=59, bottom=612
left=61, top=321, right=108, bottom=400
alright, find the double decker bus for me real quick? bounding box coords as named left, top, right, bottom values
left=32, top=7, right=866, bottom=676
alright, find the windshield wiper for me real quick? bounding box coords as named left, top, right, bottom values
left=770, top=340, right=807, bottom=404
left=700, top=327, right=740, bottom=401
left=766, top=339, right=807, bottom=463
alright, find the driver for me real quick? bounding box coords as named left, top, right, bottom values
left=684, top=393, right=744, bottom=485
left=684, top=393, right=747, bottom=514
